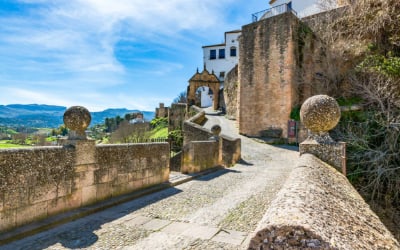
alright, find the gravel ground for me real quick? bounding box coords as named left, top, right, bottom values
left=3, top=114, right=299, bottom=250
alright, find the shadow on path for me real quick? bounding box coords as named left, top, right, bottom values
left=4, top=187, right=183, bottom=250
left=272, top=144, right=299, bottom=152
left=4, top=167, right=237, bottom=250
left=237, top=159, right=254, bottom=166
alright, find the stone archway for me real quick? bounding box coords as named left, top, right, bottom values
left=187, top=68, right=220, bottom=110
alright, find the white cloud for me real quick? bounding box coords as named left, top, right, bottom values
left=0, top=0, right=265, bottom=110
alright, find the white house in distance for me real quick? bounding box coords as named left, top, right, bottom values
left=198, top=30, right=241, bottom=108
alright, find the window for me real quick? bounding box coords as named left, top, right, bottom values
left=210, top=50, right=216, bottom=60
left=219, top=49, right=225, bottom=59
left=219, top=71, right=225, bottom=79
left=230, top=47, right=237, bottom=57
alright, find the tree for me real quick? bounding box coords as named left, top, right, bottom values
left=109, top=121, right=150, bottom=143
left=309, top=0, right=400, bottom=237
left=173, top=91, right=187, bottom=104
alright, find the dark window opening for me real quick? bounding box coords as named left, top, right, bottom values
left=219, top=49, right=225, bottom=59
left=219, top=71, right=225, bottom=79
left=210, top=50, right=216, bottom=60
left=230, top=47, right=237, bottom=57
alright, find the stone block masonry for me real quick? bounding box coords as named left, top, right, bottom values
left=238, top=12, right=329, bottom=139
left=182, top=111, right=241, bottom=173
left=0, top=142, right=169, bottom=233
left=239, top=12, right=298, bottom=138
left=223, top=65, right=238, bottom=120
left=181, top=141, right=219, bottom=174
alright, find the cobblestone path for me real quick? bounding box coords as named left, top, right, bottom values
left=2, top=114, right=299, bottom=250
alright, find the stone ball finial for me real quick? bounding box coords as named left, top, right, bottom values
left=211, top=124, right=222, bottom=136
left=63, top=106, right=91, bottom=140
left=300, top=95, right=341, bottom=133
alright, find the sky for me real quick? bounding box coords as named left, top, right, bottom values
left=0, top=0, right=318, bottom=112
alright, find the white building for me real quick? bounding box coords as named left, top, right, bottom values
left=198, top=30, right=241, bottom=108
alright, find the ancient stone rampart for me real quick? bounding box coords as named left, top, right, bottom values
left=248, top=154, right=400, bottom=249
left=238, top=12, right=331, bottom=139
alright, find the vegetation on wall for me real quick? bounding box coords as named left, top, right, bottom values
left=314, top=0, right=400, bottom=238
left=149, top=117, right=168, bottom=139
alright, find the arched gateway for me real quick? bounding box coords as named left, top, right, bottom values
left=187, top=68, right=220, bottom=110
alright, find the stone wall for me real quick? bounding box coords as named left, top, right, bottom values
left=0, top=141, right=169, bottom=233
left=168, top=103, right=187, bottom=131
left=155, top=103, right=169, bottom=118
left=0, top=147, right=75, bottom=232
left=181, top=141, right=219, bottom=174
left=239, top=12, right=297, bottom=138
left=223, top=65, right=238, bottom=120
left=183, top=111, right=210, bottom=145
left=248, top=154, right=400, bottom=249
left=182, top=111, right=241, bottom=171
left=95, top=143, right=170, bottom=199
left=238, top=12, right=329, bottom=138
left=300, top=6, right=356, bottom=97
left=220, top=134, right=241, bottom=167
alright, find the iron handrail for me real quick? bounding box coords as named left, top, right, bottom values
left=252, top=3, right=297, bottom=22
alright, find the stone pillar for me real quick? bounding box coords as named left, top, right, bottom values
left=299, top=95, right=346, bottom=173
left=63, top=106, right=98, bottom=207
left=210, top=125, right=223, bottom=165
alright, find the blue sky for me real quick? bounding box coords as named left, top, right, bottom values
left=0, top=0, right=317, bottom=111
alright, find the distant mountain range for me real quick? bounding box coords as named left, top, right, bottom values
left=0, top=104, right=155, bottom=128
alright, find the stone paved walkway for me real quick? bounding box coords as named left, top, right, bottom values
left=2, top=114, right=299, bottom=250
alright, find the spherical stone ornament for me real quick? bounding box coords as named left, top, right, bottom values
left=211, top=124, right=222, bottom=136
left=63, top=106, right=91, bottom=135
left=300, top=95, right=341, bottom=133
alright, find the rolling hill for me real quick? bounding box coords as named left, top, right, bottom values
left=0, top=104, right=155, bottom=128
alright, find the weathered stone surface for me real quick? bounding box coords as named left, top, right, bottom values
left=300, top=139, right=346, bottom=171
left=223, top=65, right=238, bottom=120
left=299, top=95, right=344, bottom=170
left=63, top=106, right=91, bottom=140
left=182, top=111, right=241, bottom=170
left=210, top=124, right=221, bottom=137
left=181, top=141, right=219, bottom=174
left=187, top=68, right=220, bottom=110
left=249, top=154, right=400, bottom=249
left=300, top=95, right=341, bottom=133
left=238, top=13, right=331, bottom=138
left=0, top=141, right=170, bottom=233
left=155, top=103, right=169, bottom=119
left=168, top=103, right=187, bottom=131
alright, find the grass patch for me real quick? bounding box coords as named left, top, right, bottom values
left=0, top=140, right=31, bottom=149
left=150, top=127, right=168, bottom=139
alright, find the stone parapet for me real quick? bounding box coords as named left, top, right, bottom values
left=181, top=141, right=219, bottom=174
left=0, top=142, right=169, bottom=234
left=249, top=154, right=400, bottom=249
left=182, top=111, right=241, bottom=171
left=0, top=105, right=171, bottom=234
left=299, top=95, right=345, bottom=171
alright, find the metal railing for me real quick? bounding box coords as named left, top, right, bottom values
left=129, top=138, right=169, bottom=143
left=252, top=3, right=297, bottom=22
